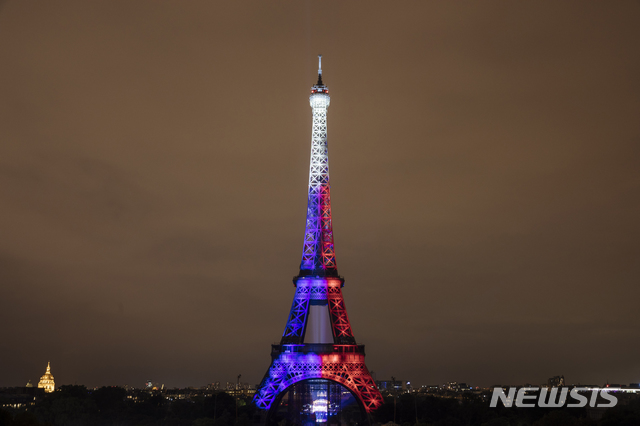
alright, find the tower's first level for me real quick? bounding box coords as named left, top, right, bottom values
left=254, top=343, right=383, bottom=414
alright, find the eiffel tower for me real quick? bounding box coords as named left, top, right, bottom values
left=254, top=56, right=383, bottom=423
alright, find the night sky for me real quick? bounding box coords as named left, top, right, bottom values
left=1, top=1, right=639, bottom=389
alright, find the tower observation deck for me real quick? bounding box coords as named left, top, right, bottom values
left=254, top=57, right=383, bottom=425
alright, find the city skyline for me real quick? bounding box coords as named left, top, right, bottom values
left=1, top=1, right=639, bottom=389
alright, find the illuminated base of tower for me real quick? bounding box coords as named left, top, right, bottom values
left=254, top=344, right=383, bottom=415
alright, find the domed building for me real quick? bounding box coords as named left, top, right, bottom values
left=37, top=362, right=55, bottom=393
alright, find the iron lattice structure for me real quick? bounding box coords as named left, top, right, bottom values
left=254, top=57, right=383, bottom=416
left=300, top=56, right=336, bottom=276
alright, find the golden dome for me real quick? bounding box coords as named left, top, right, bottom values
left=37, top=362, right=55, bottom=393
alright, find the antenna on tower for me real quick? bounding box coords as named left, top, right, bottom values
left=317, top=54, right=323, bottom=85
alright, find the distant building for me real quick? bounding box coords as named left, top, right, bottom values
left=376, top=380, right=403, bottom=392
left=25, top=380, right=33, bottom=388
left=547, top=375, right=565, bottom=387
left=441, top=382, right=471, bottom=392
left=226, top=384, right=256, bottom=398
left=37, top=362, right=55, bottom=393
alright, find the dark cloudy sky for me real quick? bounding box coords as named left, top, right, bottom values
left=1, top=1, right=639, bottom=389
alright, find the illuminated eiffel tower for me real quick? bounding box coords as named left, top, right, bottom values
left=254, top=56, right=383, bottom=423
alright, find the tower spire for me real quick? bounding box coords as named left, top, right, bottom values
left=317, top=54, right=323, bottom=85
